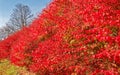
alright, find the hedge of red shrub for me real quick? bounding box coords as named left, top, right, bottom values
left=0, top=0, right=120, bottom=74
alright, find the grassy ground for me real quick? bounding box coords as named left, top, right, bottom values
left=0, top=59, right=35, bottom=75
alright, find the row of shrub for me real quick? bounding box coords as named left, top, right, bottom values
left=0, top=0, right=120, bottom=74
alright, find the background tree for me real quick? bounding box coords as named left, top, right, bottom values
left=6, top=4, right=33, bottom=32
left=0, top=4, right=33, bottom=40
left=0, top=28, right=6, bottom=40
left=0, top=26, right=11, bottom=40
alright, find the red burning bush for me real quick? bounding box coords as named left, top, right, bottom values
left=0, top=0, right=120, bottom=74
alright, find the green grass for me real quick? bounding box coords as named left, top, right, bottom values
left=0, top=59, right=35, bottom=75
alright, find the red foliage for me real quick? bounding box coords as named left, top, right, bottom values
left=0, top=0, right=120, bottom=74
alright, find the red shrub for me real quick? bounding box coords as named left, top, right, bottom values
left=0, top=0, right=120, bottom=74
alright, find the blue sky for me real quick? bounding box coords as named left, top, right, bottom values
left=0, top=0, right=51, bottom=28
